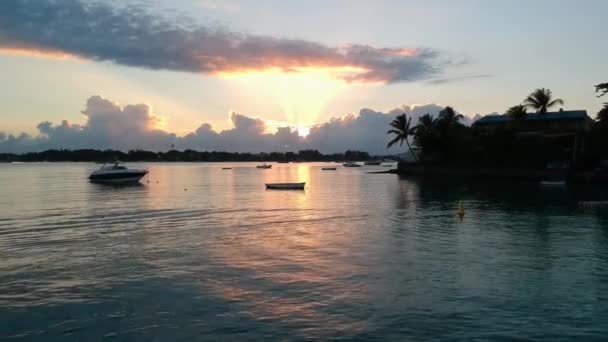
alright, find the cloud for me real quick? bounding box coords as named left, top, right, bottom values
left=181, top=113, right=303, bottom=153
left=0, top=96, right=480, bottom=155
left=1, top=96, right=176, bottom=153
left=426, top=74, right=492, bottom=85
left=0, top=0, right=448, bottom=84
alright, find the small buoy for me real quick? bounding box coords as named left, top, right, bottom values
left=156, top=181, right=159, bottom=184
left=457, top=202, right=465, bottom=220
left=184, top=188, right=187, bottom=191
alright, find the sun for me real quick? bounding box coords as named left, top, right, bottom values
left=296, top=126, right=310, bottom=137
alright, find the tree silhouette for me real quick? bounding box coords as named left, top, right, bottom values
left=438, top=106, right=464, bottom=127
left=597, top=103, right=608, bottom=125
left=506, top=104, right=527, bottom=120
left=595, top=83, right=608, bottom=97
left=523, top=88, right=564, bottom=114
left=387, top=113, right=418, bottom=161
left=414, top=113, right=439, bottom=156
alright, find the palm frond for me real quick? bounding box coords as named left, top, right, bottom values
left=548, top=98, right=564, bottom=108
left=386, top=136, right=402, bottom=148
left=522, top=88, right=564, bottom=114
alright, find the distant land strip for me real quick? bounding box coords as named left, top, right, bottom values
left=0, top=149, right=377, bottom=162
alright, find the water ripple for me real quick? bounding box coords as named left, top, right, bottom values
left=1, top=163, right=608, bottom=341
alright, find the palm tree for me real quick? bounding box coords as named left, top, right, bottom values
left=437, top=106, right=464, bottom=126
left=506, top=104, right=527, bottom=120
left=387, top=113, right=418, bottom=161
left=418, top=113, right=437, bottom=129
left=523, top=88, right=564, bottom=114
left=597, top=103, right=608, bottom=125
left=414, top=113, right=439, bottom=155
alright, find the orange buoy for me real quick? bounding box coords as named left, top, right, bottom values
left=457, top=202, right=465, bottom=220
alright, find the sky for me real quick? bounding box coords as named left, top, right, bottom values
left=0, top=0, right=606, bottom=154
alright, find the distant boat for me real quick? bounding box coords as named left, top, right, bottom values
left=222, top=167, right=232, bottom=170
left=322, top=167, right=337, bottom=170
left=579, top=201, right=608, bottom=209
left=540, top=180, right=567, bottom=187
left=277, top=161, right=289, bottom=163
left=343, top=162, right=361, bottom=167
left=256, top=164, right=272, bottom=169
left=89, top=162, right=148, bottom=184
left=364, top=160, right=382, bottom=165
left=265, top=182, right=305, bottom=190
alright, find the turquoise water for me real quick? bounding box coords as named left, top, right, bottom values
left=1, top=162, right=608, bottom=341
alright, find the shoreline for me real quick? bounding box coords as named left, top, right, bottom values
left=396, top=162, right=608, bottom=184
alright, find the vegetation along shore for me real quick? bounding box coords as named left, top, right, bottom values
left=387, top=85, right=608, bottom=183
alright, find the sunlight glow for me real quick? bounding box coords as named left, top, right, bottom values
left=0, top=47, right=83, bottom=61
left=296, top=126, right=310, bottom=137
left=218, top=66, right=368, bottom=129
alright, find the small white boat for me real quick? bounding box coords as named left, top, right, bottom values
left=579, top=201, right=608, bottom=209
left=89, top=162, right=148, bottom=184
left=540, top=180, right=567, bottom=187
left=322, top=167, right=337, bottom=170
left=265, top=182, right=305, bottom=190
left=343, top=162, right=361, bottom=167
left=256, top=164, right=272, bottom=169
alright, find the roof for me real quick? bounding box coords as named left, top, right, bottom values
left=474, top=110, right=589, bottom=125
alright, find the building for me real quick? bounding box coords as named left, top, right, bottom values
left=473, top=110, right=592, bottom=166
left=473, top=110, right=592, bottom=133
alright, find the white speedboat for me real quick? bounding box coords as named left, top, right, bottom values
left=343, top=162, right=361, bottom=167
left=265, top=182, right=305, bottom=190
left=89, top=162, right=148, bottom=184
left=256, top=164, right=272, bottom=169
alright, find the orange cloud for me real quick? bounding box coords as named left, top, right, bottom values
left=0, top=0, right=446, bottom=84
left=0, top=46, right=82, bottom=61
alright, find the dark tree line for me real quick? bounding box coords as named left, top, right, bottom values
left=0, top=149, right=371, bottom=163
left=387, top=86, right=608, bottom=170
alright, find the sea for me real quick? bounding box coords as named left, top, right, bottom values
left=1, top=162, right=608, bottom=341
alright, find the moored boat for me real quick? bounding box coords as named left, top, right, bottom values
left=540, top=180, right=567, bottom=187
left=343, top=162, right=361, bottom=167
left=322, top=167, right=337, bottom=170
left=364, top=160, right=382, bottom=165
left=89, top=162, right=148, bottom=184
left=256, top=164, right=272, bottom=169
left=265, top=182, right=305, bottom=190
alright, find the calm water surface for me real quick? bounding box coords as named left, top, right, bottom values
left=1, top=162, right=608, bottom=341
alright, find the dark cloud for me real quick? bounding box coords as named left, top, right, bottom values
left=0, top=0, right=447, bottom=83
left=0, top=96, right=481, bottom=155
left=427, top=74, right=492, bottom=85
left=0, top=132, right=35, bottom=153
